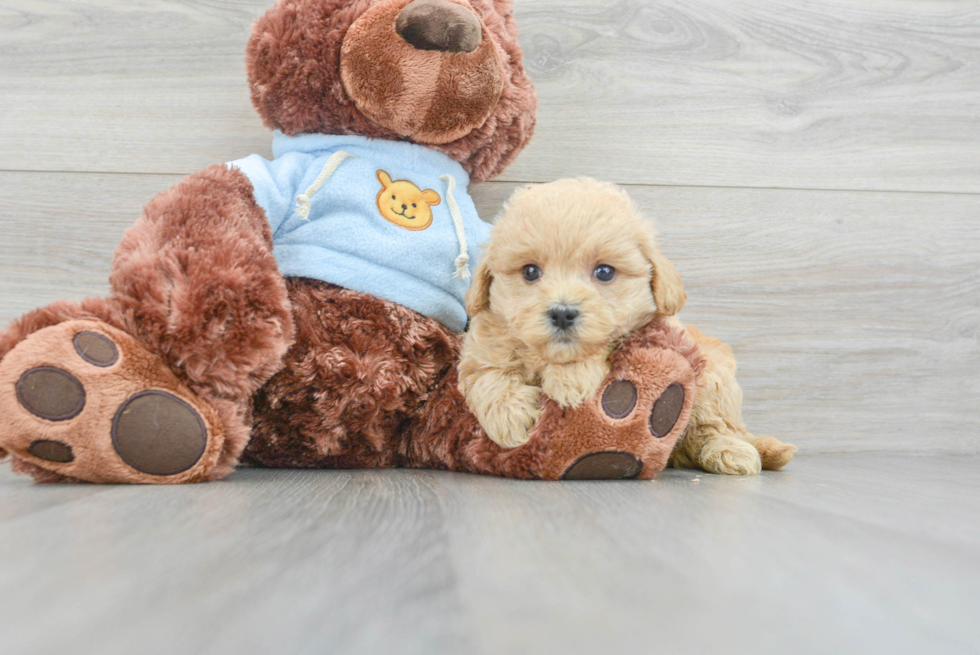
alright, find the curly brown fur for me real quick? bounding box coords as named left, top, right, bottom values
left=244, top=279, right=460, bottom=469
left=110, top=165, right=295, bottom=403
left=246, top=0, right=536, bottom=182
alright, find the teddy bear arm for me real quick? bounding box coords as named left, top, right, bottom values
left=108, top=164, right=295, bottom=403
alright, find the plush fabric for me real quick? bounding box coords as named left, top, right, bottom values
left=246, top=0, right=536, bottom=182
left=340, top=0, right=504, bottom=144
left=244, top=279, right=460, bottom=469
left=0, top=320, right=227, bottom=484
left=229, top=133, right=490, bottom=332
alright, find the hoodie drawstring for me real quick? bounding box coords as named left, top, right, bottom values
left=294, top=154, right=471, bottom=283
left=295, top=150, right=356, bottom=220
left=439, top=174, right=471, bottom=280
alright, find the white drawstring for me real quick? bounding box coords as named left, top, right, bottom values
left=439, top=174, right=470, bottom=280
left=294, top=156, right=470, bottom=281
left=295, top=150, right=356, bottom=220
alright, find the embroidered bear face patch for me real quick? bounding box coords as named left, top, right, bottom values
left=375, top=170, right=441, bottom=230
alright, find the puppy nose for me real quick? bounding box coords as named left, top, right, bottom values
left=402, top=204, right=408, bottom=210
left=396, top=0, right=482, bottom=53
left=548, top=305, right=580, bottom=331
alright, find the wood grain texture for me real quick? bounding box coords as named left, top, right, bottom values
left=0, top=454, right=977, bottom=654
left=1, top=1, right=978, bottom=192
left=1, top=172, right=978, bottom=454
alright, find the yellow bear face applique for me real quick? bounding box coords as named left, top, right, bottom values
left=375, top=170, right=441, bottom=231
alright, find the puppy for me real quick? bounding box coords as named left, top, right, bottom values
left=460, top=178, right=796, bottom=474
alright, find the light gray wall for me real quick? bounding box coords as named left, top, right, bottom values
left=1, top=0, right=978, bottom=454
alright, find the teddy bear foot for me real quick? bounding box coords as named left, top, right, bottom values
left=560, top=381, right=688, bottom=480
left=409, top=321, right=703, bottom=481
left=546, top=360, right=694, bottom=481
left=0, top=320, right=224, bottom=483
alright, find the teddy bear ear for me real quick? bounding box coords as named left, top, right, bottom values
left=377, top=170, right=392, bottom=187
left=422, top=189, right=441, bottom=206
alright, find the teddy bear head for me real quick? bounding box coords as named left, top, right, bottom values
left=246, top=0, right=538, bottom=183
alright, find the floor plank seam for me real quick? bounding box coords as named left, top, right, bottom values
left=3, top=168, right=980, bottom=198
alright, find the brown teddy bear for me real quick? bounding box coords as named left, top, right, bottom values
left=0, top=0, right=704, bottom=483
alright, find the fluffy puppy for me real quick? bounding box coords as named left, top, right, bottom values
left=460, top=178, right=796, bottom=474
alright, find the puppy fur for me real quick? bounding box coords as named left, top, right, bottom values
left=461, top=178, right=796, bottom=474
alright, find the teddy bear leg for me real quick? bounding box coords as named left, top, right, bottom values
left=245, top=281, right=459, bottom=469
left=110, top=164, right=294, bottom=405
left=0, top=165, right=293, bottom=483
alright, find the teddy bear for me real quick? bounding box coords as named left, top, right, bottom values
left=0, top=0, right=705, bottom=484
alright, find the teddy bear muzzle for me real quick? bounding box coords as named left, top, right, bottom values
left=340, top=0, right=504, bottom=144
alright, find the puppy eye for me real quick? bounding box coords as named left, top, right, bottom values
left=392, top=195, right=396, bottom=200
left=412, top=203, right=417, bottom=208
left=593, top=265, right=616, bottom=282
left=522, top=264, right=542, bottom=283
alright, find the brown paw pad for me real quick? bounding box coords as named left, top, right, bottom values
left=562, top=452, right=643, bottom=480
left=16, top=367, right=86, bottom=421
left=602, top=380, right=637, bottom=419
left=28, top=439, right=74, bottom=463
left=650, top=383, right=685, bottom=437
left=73, top=331, right=119, bottom=367
left=111, top=391, right=208, bottom=476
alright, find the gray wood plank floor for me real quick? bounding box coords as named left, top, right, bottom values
left=1, top=1, right=979, bottom=652
left=0, top=454, right=978, bottom=655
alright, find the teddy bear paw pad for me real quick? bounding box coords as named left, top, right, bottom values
left=111, top=391, right=207, bottom=476
left=0, top=320, right=220, bottom=483
left=562, top=451, right=643, bottom=480
left=650, top=383, right=685, bottom=438
left=16, top=367, right=86, bottom=421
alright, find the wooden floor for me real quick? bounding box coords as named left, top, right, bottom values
left=1, top=1, right=979, bottom=652
left=0, top=453, right=978, bottom=655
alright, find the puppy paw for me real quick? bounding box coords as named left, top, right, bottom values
left=481, top=384, right=542, bottom=449
left=541, top=361, right=608, bottom=409
left=698, top=437, right=762, bottom=476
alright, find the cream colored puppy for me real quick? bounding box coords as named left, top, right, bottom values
left=460, top=178, right=796, bottom=475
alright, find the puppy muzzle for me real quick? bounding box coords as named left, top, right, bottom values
left=548, top=304, right=580, bottom=334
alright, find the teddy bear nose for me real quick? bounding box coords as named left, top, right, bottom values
left=396, top=0, right=482, bottom=53
left=548, top=305, right=580, bottom=331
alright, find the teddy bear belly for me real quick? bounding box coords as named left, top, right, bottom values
left=242, top=277, right=462, bottom=469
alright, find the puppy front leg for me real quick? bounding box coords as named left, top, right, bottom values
left=541, top=359, right=610, bottom=409
left=462, top=369, right=542, bottom=449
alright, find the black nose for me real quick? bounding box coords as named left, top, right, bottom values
left=396, top=0, right=482, bottom=53
left=548, top=305, right=580, bottom=331
left=402, top=204, right=408, bottom=210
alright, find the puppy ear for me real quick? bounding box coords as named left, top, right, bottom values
left=643, top=235, right=686, bottom=317
left=422, top=189, right=441, bottom=206
left=377, top=170, right=392, bottom=187
left=465, top=260, right=493, bottom=316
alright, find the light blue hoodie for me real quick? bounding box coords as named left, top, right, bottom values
left=228, top=132, right=490, bottom=332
